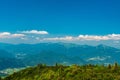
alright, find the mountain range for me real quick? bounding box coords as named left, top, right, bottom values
left=0, top=42, right=120, bottom=70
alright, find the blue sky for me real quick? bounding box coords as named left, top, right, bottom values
left=0, top=0, right=120, bottom=34
left=0, top=0, right=120, bottom=47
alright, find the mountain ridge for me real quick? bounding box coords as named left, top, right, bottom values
left=0, top=42, right=120, bottom=70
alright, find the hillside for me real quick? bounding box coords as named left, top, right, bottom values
left=2, top=63, right=120, bottom=80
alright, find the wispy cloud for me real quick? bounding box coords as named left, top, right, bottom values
left=1, top=31, right=120, bottom=45
left=0, top=32, right=25, bottom=39
left=77, top=35, right=109, bottom=41
left=87, top=56, right=111, bottom=61
left=43, top=36, right=73, bottom=41
left=21, top=30, right=48, bottom=35
left=43, top=34, right=120, bottom=41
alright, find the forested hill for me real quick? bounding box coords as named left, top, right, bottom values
left=2, top=63, right=120, bottom=80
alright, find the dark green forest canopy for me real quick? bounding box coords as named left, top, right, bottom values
left=1, top=63, right=120, bottom=80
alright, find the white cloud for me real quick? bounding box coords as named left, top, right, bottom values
left=21, top=37, right=28, bottom=40
left=43, top=36, right=73, bottom=41
left=43, top=34, right=120, bottom=41
left=11, top=34, right=25, bottom=38
left=87, top=56, right=111, bottom=61
left=1, top=32, right=120, bottom=44
left=21, top=30, right=48, bottom=35
left=0, top=32, right=11, bottom=36
left=0, top=32, right=25, bottom=39
left=78, top=35, right=109, bottom=40
left=107, top=34, right=120, bottom=40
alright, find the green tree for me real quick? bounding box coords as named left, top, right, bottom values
left=0, top=77, right=2, bottom=80
left=108, top=64, right=112, bottom=69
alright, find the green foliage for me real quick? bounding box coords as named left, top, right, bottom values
left=0, top=77, right=2, bottom=80
left=2, top=63, right=120, bottom=80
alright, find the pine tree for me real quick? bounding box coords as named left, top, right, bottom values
left=108, top=64, right=112, bottom=69
left=0, top=77, right=2, bottom=80
left=114, top=62, right=118, bottom=69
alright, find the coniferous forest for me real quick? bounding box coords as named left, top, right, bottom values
left=1, top=63, right=120, bottom=80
